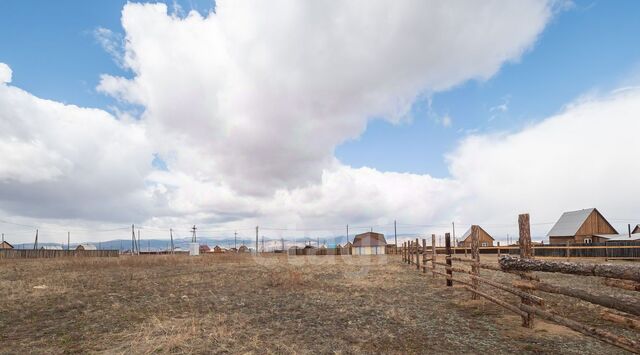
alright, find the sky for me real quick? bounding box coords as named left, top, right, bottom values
left=1, top=0, right=640, bottom=245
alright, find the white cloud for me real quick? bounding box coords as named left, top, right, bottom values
left=0, top=63, right=11, bottom=84
left=93, top=27, right=125, bottom=68
left=441, top=115, right=453, bottom=128
left=98, top=0, right=552, bottom=195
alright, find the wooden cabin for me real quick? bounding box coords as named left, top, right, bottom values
left=238, top=245, right=249, bottom=253
left=199, top=245, right=210, bottom=253
left=213, top=245, right=224, bottom=253
left=633, top=225, right=640, bottom=234
left=0, top=241, right=14, bottom=249
left=457, top=226, right=494, bottom=247
left=76, top=244, right=97, bottom=251
left=547, top=208, right=617, bottom=245
left=352, top=232, right=387, bottom=255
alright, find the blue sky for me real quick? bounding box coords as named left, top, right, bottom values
left=1, top=0, right=640, bottom=179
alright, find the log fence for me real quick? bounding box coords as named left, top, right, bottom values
left=0, top=249, right=119, bottom=259
left=400, top=213, right=640, bottom=354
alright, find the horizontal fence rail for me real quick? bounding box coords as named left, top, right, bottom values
left=401, top=215, right=640, bottom=354
left=0, top=249, right=119, bottom=259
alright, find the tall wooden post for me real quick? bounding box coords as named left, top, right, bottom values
left=403, top=241, right=406, bottom=262
left=445, top=233, right=452, bottom=287
left=519, top=213, right=534, bottom=328
left=431, top=234, right=437, bottom=277
left=422, top=238, right=427, bottom=273
left=416, top=238, right=420, bottom=270
left=471, top=225, right=480, bottom=300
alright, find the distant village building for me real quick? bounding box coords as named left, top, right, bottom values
left=352, top=232, right=387, bottom=255
left=238, top=245, right=249, bottom=253
left=199, top=245, right=210, bottom=253
left=0, top=241, right=14, bottom=249
left=40, top=245, right=63, bottom=250
left=457, top=226, right=495, bottom=247
left=213, top=245, right=225, bottom=253
left=547, top=208, right=618, bottom=245
left=76, top=244, right=97, bottom=251
left=633, top=224, right=640, bottom=234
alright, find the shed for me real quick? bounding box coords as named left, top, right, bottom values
left=40, top=245, right=63, bottom=250
left=0, top=241, right=14, bottom=249
left=633, top=225, right=640, bottom=234
left=76, top=244, right=97, bottom=251
left=547, top=208, right=618, bottom=245
left=458, top=226, right=495, bottom=247
left=352, top=232, right=387, bottom=255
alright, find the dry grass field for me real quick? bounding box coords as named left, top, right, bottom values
left=0, top=254, right=637, bottom=354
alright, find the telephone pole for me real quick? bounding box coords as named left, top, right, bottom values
left=255, top=226, right=259, bottom=254
left=170, top=228, right=174, bottom=254
left=191, top=225, right=197, bottom=243
left=67, top=232, right=70, bottom=250
left=33, top=229, right=38, bottom=250
left=394, top=220, right=397, bottom=253
left=261, top=236, right=264, bottom=253
left=131, top=224, right=136, bottom=254
left=234, top=231, right=237, bottom=250
left=452, top=221, right=456, bottom=246
left=346, top=224, right=349, bottom=244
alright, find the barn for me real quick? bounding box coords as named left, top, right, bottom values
left=352, top=232, right=387, bottom=255
left=547, top=208, right=618, bottom=245
left=0, top=241, right=14, bottom=249
left=76, top=244, right=97, bottom=251
left=458, top=225, right=494, bottom=247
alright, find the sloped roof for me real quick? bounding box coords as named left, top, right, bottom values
left=460, top=225, right=494, bottom=241
left=547, top=208, right=595, bottom=237
left=76, top=244, right=97, bottom=250
left=1, top=241, right=14, bottom=249
left=633, top=225, right=640, bottom=234
left=598, top=233, right=640, bottom=241
left=352, top=232, right=387, bottom=247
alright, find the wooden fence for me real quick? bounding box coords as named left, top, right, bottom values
left=432, top=243, right=640, bottom=260
left=401, top=214, right=640, bottom=354
left=0, top=249, right=119, bottom=259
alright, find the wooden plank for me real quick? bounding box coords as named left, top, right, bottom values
left=445, top=233, right=452, bottom=287
left=431, top=234, right=436, bottom=278
left=463, top=286, right=528, bottom=318
left=499, top=255, right=640, bottom=282
left=519, top=304, right=640, bottom=354
left=470, top=225, right=480, bottom=300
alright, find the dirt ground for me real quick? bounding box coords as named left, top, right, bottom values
left=0, top=254, right=637, bottom=354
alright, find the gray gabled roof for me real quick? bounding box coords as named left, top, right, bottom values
left=547, top=208, right=595, bottom=237
left=460, top=225, right=494, bottom=241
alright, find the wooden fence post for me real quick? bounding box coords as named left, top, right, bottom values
left=431, top=234, right=436, bottom=278
left=422, top=238, right=427, bottom=273
left=471, top=225, right=480, bottom=300
left=409, top=241, right=413, bottom=265
left=416, top=238, right=420, bottom=270
left=445, top=233, right=453, bottom=287
left=402, top=241, right=406, bottom=262
left=519, top=213, right=535, bottom=328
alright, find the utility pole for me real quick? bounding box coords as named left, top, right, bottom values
left=170, top=228, right=174, bottom=254
left=261, top=236, right=264, bottom=253
left=346, top=224, right=349, bottom=244
left=234, top=231, right=237, bottom=250
left=191, top=225, right=197, bottom=243
left=131, top=224, right=136, bottom=254
left=281, top=237, right=284, bottom=251
left=33, top=229, right=38, bottom=250
left=394, top=220, right=397, bottom=253
left=452, top=221, right=456, bottom=246
left=317, top=236, right=319, bottom=248
left=67, top=232, right=70, bottom=251
left=255, top=226, right=259, bottom=254
left=137, top=229, right=141, bottom=254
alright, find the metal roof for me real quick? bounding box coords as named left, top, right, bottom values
left=547, top=208, right=595, bottom=237
left=599, top=234, right=640, bottom=241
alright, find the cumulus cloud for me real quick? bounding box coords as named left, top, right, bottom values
left=98, top=0, right=552, bottom=195
left=0, top=64, right=153, bottom=221
left=0, top=63, right=11, bottom=84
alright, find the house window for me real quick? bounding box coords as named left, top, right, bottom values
left=481, top=242, right=488, bottom=247
left=584, top=238, right=592, bottom=244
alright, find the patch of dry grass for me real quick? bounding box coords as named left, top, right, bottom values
left=0, top=254, right=635, bottom=354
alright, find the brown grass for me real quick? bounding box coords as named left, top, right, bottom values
left=0, top=254, right=635, bottom=354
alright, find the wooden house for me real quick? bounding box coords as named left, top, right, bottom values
left=0, top=241, right=14, bottom=249
left=352, top=232, right=387, bottom=255
left=457, top=226, right=495, bottom=247
left=633, top=225, right=640, bottom=234
left=76, top=244, right=97, bottom=251
left=547, top=208, right=617, bottom=245
left=199, top=244, right=210, bottom=253
left=213, top=245, right=225, bottom=253
left=238, top=245, right=249, bottom=253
